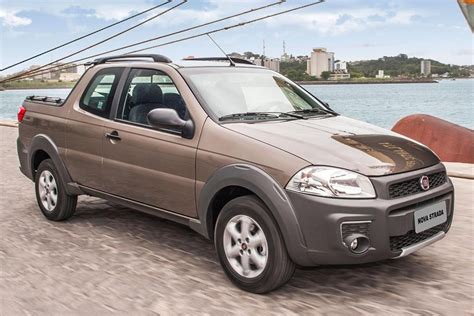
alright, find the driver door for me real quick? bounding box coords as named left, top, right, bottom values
left=101, top=67, right=204, bottom=217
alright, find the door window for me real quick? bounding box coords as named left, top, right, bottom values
left=80, top=68, right=123, bottom=118
left=118, top=69, right=187, bottom=125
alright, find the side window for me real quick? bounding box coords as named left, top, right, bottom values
left=117, top=68, right=187, bottom=125
left=80, top=68, right=123, bottom=118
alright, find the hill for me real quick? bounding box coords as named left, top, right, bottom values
left=347, top=54, right=470, bottom=78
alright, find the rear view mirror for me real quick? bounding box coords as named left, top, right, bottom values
left=147, top=108, right=194, bottom=139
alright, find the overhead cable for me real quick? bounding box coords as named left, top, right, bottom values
left=0, top=0, right=172, bottom=72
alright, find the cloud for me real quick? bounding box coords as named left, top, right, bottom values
left=263, top=8, right=423, bottom=36
left=0, top=9, right=32, bottom=27
left=0, top=1, right=424, bottom=34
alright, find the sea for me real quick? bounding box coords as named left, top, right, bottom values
left=1, top=79, right=473, bottom=130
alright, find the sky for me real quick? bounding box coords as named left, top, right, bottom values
left=0, top=0, right=472, bottom=74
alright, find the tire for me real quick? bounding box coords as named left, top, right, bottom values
left=35, top=159, right=77, bottom=221
left=214, top=195, right=296, bottom=294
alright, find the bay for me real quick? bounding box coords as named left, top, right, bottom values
left=0, top=79, right=472, bottom=130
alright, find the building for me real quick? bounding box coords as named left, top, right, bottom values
left=59, top=73, right=82, bottom=82
left=334, top=61, right=347, bottom=73
left=329, top=73, right=351, bottom=80
left=254, top=58, right=280, bottom=72
left=421, top=60, right=431, bottom=76
left=375, top=70, right=390, bottom=79
left=306, top=48, right=335, bottom=78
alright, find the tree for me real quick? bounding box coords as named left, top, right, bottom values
left=321, top=71, right=331, bottom=80
left=243, top=51, right=260, bottom=59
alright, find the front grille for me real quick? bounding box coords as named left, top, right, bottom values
left=388, top=171, right=447, bottom=199
left=341, top=222, right=370, bottom=241
left=389, top=218, right=450, bottom=252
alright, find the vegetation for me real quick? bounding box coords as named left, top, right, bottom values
left=348, top=54, right=471, bottom=78
left=279, top=61, right=319, bottom=81
left=320, top=71, right=331, bottom=80
left=0, top=80, right=76, bottom=90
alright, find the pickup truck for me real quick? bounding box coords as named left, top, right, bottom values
left=17, top=54, right=454, bottom=293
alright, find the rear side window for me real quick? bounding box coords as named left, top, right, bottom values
left=80, top=68, right=123, bottom=117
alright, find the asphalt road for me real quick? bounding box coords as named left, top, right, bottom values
left=1, top=126, right=473, bottom=315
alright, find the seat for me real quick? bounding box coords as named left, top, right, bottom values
left=129, top=84, right=163, bottom=125
left=163, top=93, right=186, bottom=119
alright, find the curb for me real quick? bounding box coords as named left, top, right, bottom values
left=0, top=121, right=18, bottom=128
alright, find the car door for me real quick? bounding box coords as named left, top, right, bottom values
left=65, top=67, right=125, bottom=191
left=101, top=66, right=206, bottom=217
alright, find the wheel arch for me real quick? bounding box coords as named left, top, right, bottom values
left=28, top=134, right=79, bottom=195
left=192, top=164, right=309, bottom=264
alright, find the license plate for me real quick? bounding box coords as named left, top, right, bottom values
left=414, top=200, right=447, bottom=233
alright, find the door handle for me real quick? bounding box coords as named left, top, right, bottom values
left=105, top=131, right=121, bottom=141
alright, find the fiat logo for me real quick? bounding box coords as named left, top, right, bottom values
left=420, top=175, right=430, bottom=191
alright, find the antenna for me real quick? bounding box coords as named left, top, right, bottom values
left=283, top=40, right=286, bottom=55
left=206, top=33, right=236, bottom=67
left=263, top=40, right=266, bottom=58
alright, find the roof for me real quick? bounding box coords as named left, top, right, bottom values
left=171, top=59, right=263, bottom=69
left=86, top=54, right=263, bottom=69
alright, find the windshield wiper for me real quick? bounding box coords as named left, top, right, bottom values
left=219, top=111, right=304, bottom=122
left=287, top=108, right=333, bottom=117
left=219, top=112, right=279, bottom=121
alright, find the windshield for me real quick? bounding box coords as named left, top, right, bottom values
left=180, top=68, right=329, bottom=121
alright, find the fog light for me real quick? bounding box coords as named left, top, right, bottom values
left=344, top=234, right=370, bottom=254
left=350, top=238, right=358, bottom=251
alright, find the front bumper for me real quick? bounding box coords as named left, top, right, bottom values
left=286, top=163, right=454, bottom=266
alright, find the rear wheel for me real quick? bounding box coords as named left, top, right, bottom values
left=215, top=195, right=296, bottom=293
left=35, top=159, right=77, bottom=221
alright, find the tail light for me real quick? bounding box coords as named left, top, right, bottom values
left=17, top=106, right=26, bottom=122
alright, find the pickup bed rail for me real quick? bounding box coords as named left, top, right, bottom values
left=25, top=95, right=64, bottom=105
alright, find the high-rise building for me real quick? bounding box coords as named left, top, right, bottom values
left=306, top=48, right=334, bottom=78
left=421, top=60, right=431, bottom=76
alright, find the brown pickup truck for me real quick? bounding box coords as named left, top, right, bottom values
left=17, top=54, right=454, bottom=293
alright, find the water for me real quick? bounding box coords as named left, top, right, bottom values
left=0, top=80, right=473, bottom=129
left=305, top=79, right=473, bottom=129
left=0, top=89, right=71, bottom=119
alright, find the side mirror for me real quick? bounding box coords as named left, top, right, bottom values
left=147, top=108, right=194, bottom=139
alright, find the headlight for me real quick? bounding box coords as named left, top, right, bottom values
left=286, top=166, right=376, bottom=198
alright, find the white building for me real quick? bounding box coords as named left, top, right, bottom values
left=334, top=61, right=347, bottom=73
left=306, top=48, right=334, bottom=78
left=375, top=70, right=390, bottom=79
left=421, top=60, right=431, bottom=76
left=329, top=73, right=351, bottom=80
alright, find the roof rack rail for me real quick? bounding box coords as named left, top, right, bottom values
left=86, top=54, right=172, bottom=66
left=183, top=57, right=255, bottom=65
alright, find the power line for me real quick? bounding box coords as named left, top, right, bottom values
left=2, top=0, right=325, bottom=82
left=121, top=1, right=326, bottom=56
left=0, top=0, right=172, bottom=72
left=4, top=0, right=184, bottom=81
left=2, top=0, right=284, bottom=82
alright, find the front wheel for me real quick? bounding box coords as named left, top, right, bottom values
left=35, top=159, right=77, bottom=221
left=214, top=195, right=295, bottom=293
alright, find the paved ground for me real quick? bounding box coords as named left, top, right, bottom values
left=1, top=125, right=473, bottom=315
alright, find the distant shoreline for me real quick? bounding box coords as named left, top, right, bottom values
left=0, top=85, right=73, bottom=91
left=1, top=78, right=470, bottom=90
left=295, top=79, right=438, bottom=85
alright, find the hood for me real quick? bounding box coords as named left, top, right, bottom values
left=224, top=116, right=440, bottom=176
